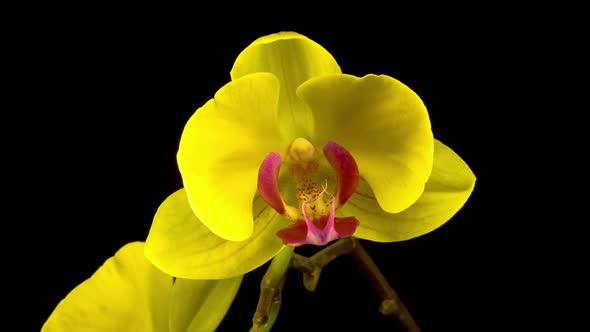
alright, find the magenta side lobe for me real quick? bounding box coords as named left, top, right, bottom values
left=323, top=141, right=359, bottom=207
left=257, top=152, right=285, bottom=214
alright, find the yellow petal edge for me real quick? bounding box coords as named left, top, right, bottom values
left=177, top=73, right=283, bottom=241
left=341, top=140, right=475, bottom=242
left=145, top=189, right=289, bottom=279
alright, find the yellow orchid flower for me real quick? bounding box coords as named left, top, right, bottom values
left=144, top=31, right=475, bottom=280
left=42, top=242, right=242, bottom=332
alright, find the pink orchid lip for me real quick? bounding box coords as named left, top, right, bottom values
left=300, top=193, right=358, bottom=246
left=300, top=187, right=336, bottom=245
left=257, top=140, right=360, bottom=247
left=277, top=194, right=359, bottom=247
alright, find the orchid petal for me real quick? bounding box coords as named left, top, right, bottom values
left=145, top=189, right=289, bottom=279
left=340, top=140, right=475, bottom=242
left=177, top=73, right=283, bottom=241
left=169, top=276, right=243, bottom=332
left=298, top=74, right=434, bottom=213
left=42, top=242, right=171, bottom=332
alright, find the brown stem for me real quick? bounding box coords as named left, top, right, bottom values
left=290, top=238, right=356, bottom=291
left=263, top=239, right=421, bottom=331
left=350, top=238, right=421, bottom=332
left=290, top=253, right=320, bottom=291
left=309, top=237, right=356, bottom=267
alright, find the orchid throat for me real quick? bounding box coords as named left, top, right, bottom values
left=258, top=138, right=360, bottom=247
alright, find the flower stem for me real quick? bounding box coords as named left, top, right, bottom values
left=289, top=238, right=421, bottom=331
left=254, top=239, right=421, bottom=331
left=250, top=299, right=281, bottom=332
left=252, top=246, right=294, bottom=330
left=291, top=238, right=355, bottom=291
left=350, top=238, right=421, bottom=332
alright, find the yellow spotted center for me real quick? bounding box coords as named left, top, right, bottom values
left=285, top=138, right=332, bottom=219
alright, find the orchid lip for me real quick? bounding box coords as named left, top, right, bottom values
left=257, top=139, right=360, bottom=246
left=300, top=190, right=340, bottom=246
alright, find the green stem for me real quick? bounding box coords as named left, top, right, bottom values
left=270, top=246, right=294, bottom=276
left=249, top=300, right=281, bottom=332
left=252, top=246, right=294, bottom=330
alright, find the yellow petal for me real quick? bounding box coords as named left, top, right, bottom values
left=145, top=189, right=289, bottom=279
left=42, top=242, right=172, bottom=332
left=340, top=140, right=476, bottom=242
left=169, top=276, right=243, bottom=332
left=178, top=73, right=283, bottom=241
left=231, top=31, right=341, bottom=140
left=298, top=74, right=434, bottom=213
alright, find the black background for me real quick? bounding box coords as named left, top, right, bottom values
left=17, top=11, right=542, bottom=332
